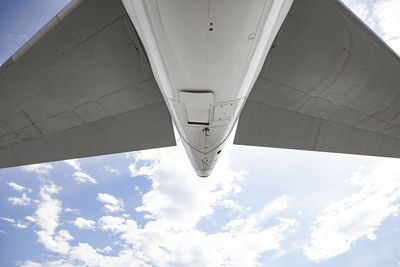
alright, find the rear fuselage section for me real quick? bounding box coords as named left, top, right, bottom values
left=122, top=0, right=293, bottom=176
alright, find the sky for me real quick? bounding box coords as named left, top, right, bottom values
left=1, top=0, right=400, bottom=266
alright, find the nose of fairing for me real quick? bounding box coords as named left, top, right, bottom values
left=196, top=168, right=212, bottom=178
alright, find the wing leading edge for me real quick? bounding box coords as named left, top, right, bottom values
left=0, top=0, right=175, bottom=168
left=235, top=0, right=400, bottom=158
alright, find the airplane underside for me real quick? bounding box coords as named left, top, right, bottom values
left=1, top=0, right=400, bottom=177
left=123, top=0, right=294, bottom=176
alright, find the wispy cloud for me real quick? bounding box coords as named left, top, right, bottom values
left=72, top=217, right=96, bottom=230
left=224, top=195, right=290, bottom=232
left=73, top=171, right=97, bottom=184
left=116, top=143, right=295, bottom=266
left=96, top=193, right=124, bottom=213
left=98, top=200, right=296, bottom=266
left=13, top=221, right=29, bottom=229
left=21, top=142, right=297, bottom=266
left=104, top=165, right=121, bottom=175
left=8, top=182, right=31, bottom=192
left=7, top=33, right=28, bottom=39
left=21, top=163, right=53, bottom=175
left=34, top=182, right=62, bottom=235
left=0, top=217, right=29, bottom=229
left=304, top=159, right=400, bottom=262
left=31, top=182, right=74, bottom=254
left=96, top=246, right=112, bottom=254
left=64, top=207, right=80, bottom=214
left=64, top=159, right=81, bottom=171
left=64, top=159, right=97, bottom=184
left=8, top=193, right=30, bottom=206
left=0, top=217, right=15, bottom=223
left=129, top=142, right=247, bottom=230
left=25, top=216, right=36, bottom=223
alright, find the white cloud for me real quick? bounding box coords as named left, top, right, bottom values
left=352, top=2, right=369, bottom=20
left=64, top=208, right=80, bottom=214
left=103, top=142, right=295, bottom=265
left=304, top=159, right=400, bottom=262
left=97, top=193, right=124, bottom=213
left=64, top=159, right=97, bottom=184
left=221, top=199, right=244, bottom=212
left=128, top=141, right=247, bottom=231
left=58, top=230, right=73, bottom=241
left=64, top=159, right=81, bottom=171
left=0, top=217, right=29, bottom=229
left=25, top=216, right=36, bottom=223
left=21, top=242, right=144, bottom=267
left=21, top=260, right=77, bottom=267
left=8, top=193, right=30, bottom=206
left=7, top=32, right=28, bottom=39
left=72, top=217, right=96, bottom=230
left=34, top=183, right=62, bottom=234
left=105, top=165, right=121, bottom=175
left=36, top=229, right=73, bottom=255
left=96, top=246, right=112, bottom=254
left=22, top=141, right=297, bottom=266
left=373, top=0, right=400, bottom=53
left=0, top=217, right=15, bottom=223
left=98, top=197, right=296, bottom=266
left=14, top=221, right=29, bottom=229
left=31, top=182, right=74, bottom=254
left=22, top=163, right=53, bottom=175
left=224, top=195, right=290, bottom=232
left=8, top=182, right=31, bottom=192
left=73, top=171, right=97, bottom=184
left=21, top=182, right=143, bottom=267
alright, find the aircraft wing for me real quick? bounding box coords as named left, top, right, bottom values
left=0, top=0, right=175, bottom=168
left=234, top=0, right=400, bottom=158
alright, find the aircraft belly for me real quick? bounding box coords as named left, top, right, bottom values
left=122, top=0, right=293, bottom=176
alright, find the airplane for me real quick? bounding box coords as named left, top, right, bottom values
left=1, top=0, right=400, bottom=177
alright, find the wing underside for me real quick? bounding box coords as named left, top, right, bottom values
left=0, top=0, right=175, bottom=168
left=235, top=0, right=400, bottom=158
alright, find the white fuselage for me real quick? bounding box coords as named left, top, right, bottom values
left=122, top=0, right=293, bottom=177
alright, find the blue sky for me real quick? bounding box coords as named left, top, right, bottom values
left=1, top=0, right=400, bottom=266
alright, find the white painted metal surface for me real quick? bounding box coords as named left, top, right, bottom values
left=123, top=0, right=293, bottom=176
